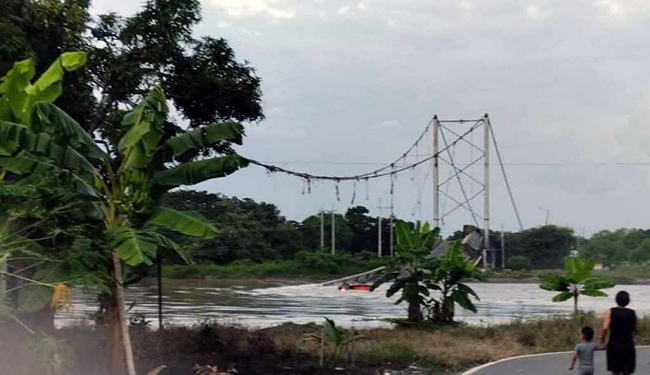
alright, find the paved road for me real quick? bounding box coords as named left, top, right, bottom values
left=464, top=347, right=650, bottom=375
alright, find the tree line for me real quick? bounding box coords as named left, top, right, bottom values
left=163, top=190, right=650, bottom=270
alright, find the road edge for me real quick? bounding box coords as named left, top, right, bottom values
left=461, top=346, right=650, bottom=375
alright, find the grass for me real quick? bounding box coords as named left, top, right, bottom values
left=6, top=313, right=650, bottom=375
left=484, top=263, right=650, bottom=284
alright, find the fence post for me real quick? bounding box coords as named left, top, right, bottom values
left=319, top=327, right=325, bottom=367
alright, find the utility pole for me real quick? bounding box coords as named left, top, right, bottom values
left=389, top=215, right=394, bottom=257
left=483, top=114, right=490, bottom=269
left=377, top=216, right=382, bottom=257
left=331, top=211, right=335, bottom=255
left=433, top=115, right=440, bottom=229
left=378, top=200, right=394, bottom=257
left=320, top=210, right=325, bottom=250
left=501, top=224, right=505, bottom=269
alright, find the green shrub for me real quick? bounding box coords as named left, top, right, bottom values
left=508, top=255, right=531, bottom=270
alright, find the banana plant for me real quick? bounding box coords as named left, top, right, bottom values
left=370, top=220, right=439, bottom=323
left=428, top=241, right=482, bottom=323
left=539, top=257, right=615, bottom=313
left=0, top=54, right=250, bottom=375
left=303, top=317, right=364, bottom=361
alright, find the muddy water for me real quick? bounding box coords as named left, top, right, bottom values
left=56, top=280, right=650, bottom=329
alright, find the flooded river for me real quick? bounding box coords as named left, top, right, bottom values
left=56, top=279, right=650, bottom=329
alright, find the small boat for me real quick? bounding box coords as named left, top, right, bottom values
left=338, top=282, right=371, bottom=291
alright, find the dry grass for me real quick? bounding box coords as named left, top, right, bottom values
left=3, top=313, right=650, bottom=374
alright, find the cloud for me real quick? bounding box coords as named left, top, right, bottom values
left=374, top=120, right=401, bottom=130
left=94, top=0, right=650, bottom=234
left=208, top=0, right=296, bottom=19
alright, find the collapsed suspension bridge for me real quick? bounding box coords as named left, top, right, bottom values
left=246, top=113, right=525, bottom=269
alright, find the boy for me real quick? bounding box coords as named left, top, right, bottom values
left=569, top=326, right=600, bottom=375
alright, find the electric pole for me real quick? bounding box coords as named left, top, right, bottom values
left=433, top=115, right=440, bottom=229
left=320, top=210, right=325, bottom=250
left=483, top=114, right=490, bottom=269
left=501, top=224, right=505, bottom=269
left=377, top=216, right=382, bottom=257
left=331, top=211, right=336, bottom=255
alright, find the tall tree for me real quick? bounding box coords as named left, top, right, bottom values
left=0, top=0, right=264, bottom=145
left=0, top=54, right=250, bottom=374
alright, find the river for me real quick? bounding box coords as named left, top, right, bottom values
left=55, top=279, right=650, bottom=329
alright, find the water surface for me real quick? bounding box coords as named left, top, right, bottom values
left=56, top=280, right=650, bottom=329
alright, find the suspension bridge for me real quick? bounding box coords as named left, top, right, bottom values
left=248, top=113, right=524, bottom=270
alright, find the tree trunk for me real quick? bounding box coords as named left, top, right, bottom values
left=574, top=294, right=578, bottom=313
left=407, top=294, right=422, bottom=323
left=106, top=252, right=137, bottom=375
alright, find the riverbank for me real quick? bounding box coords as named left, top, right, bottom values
left=162, top=252, right=389, bottom=281
left=7, top=313, right=650, bottom=375
left=484, top=264, right=650, bottom=284
left=163, top=259, right=650, bottom=284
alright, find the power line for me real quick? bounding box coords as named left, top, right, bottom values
left=488, top=119, right=524, bottom=231
left=251, top=160, right=650, bottom=167
left=247, top=120, right=483, bottom=182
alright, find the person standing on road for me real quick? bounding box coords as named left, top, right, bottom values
left=569, top=326, right=600, bottom=375
left=600, top=291, right=636, bottom=375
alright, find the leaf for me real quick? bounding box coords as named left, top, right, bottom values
left=0, top=53, right=87, bottom=124
left=0, top=153, right=99, bottom=197
left=17, top=284, right=52, bottom=313
left=0, top=59, right=35, bottom=122
left=146, top=207, right=218, bottom=238
left=152, top=155, right=249, bottom=188
left=395, top=220, right=415, bottom=250
left=581, top=289, right=608, bottom=298
left=451, top=289, right=477, bottom=313
left=565, top=258, right=593, bottom=282
left=150, top=232, right=192, bottom=264
left=539, top=273, right=570, bottom=292
left=31, top=103, right=106, bottom=160
left=552, top=291, right=573, bottom=302
left=0, top=120, right=97, bottom=175
left=105, top=226, right=159, bottom=266
left=457, top=283, right=480, bottom=301
left=165, top=122, right=244, bottom=159
left=385, top=279, right=406, bottom=298
left=583, top=277, right=615, bottom=290
left=0, top=120, right=26, bottom=155
left=118, top=85, right=168, bottom=170
left=29, top=52, right=87, bottom=106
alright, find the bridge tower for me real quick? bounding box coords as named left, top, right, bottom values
left=432, top=114, right=492, bottom=268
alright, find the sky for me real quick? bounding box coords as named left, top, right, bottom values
left=91, top=0, right=650, bottom=237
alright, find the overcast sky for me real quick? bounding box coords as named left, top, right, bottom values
left=92, top=0, right=650, bottom=237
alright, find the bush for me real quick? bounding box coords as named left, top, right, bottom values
left=507, top=255, right=531, bottom=270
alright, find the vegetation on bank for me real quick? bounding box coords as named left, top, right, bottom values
left=162, top=251, right=389, bottom=279
left=5, top=313, right=650, bottom=375
left=484, top=263, right=650, bottom=283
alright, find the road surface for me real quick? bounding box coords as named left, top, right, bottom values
left=463, top=347, right=650, bottom=375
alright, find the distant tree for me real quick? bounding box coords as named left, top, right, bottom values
left=162, top=191, right=302, bottom=262
left=580, top=230, right=627, bottom=266
left=299, top=214, right=354, bottom=253
left=507, top=255, right=531, bottom=270
left=622, top=229, right=647, bottom=250
left=539, top=258, right=615, bottom=313
left=506, top=225, right=575, bottom=268
left=344, top=206, right=374, bottom=253
left=0, top=0, right=264, bottom=148
left=630, top=239, right=650, bottom=263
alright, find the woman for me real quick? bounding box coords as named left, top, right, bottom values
left=600, top=291, right=636, bottom=375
